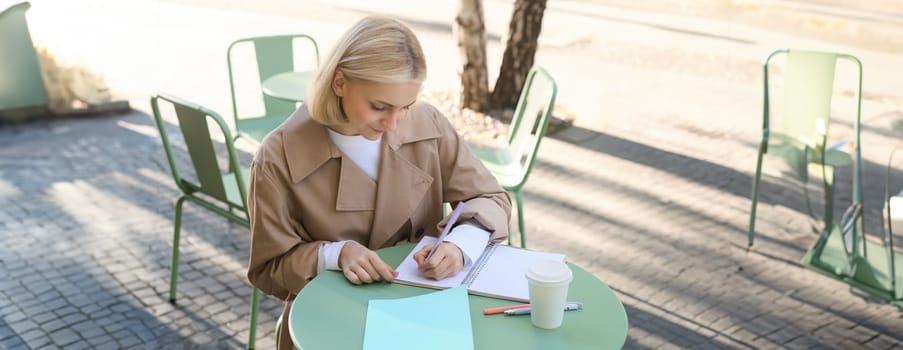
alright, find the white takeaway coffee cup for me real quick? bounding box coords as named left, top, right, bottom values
left=525, top=259, right=573, bottom=329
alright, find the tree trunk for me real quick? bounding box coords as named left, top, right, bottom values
left=489, top=0, right=547, bottom=112
left=454, top=0, right=490, bottom=112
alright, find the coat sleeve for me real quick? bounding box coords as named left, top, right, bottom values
left=428, top=105, right=512, bottom=243
left=246, top=147, right=328, bottom=300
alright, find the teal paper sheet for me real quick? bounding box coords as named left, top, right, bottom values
left=363, top=285, right=474, bottom=350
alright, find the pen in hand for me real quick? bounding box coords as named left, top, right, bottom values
left=424, top=202, right=466, bottom=261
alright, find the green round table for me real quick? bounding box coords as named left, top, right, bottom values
left=289, top=244, right=628, bottom=349
left=261, top=71, right=314, bottom=103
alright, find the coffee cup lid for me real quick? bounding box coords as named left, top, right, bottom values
left=526, top=260, right=572, bottom=284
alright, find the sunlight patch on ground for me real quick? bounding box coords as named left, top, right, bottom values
left=47, top=178, right=249, bottom=281
left=0, top=178, right=22, bottom=198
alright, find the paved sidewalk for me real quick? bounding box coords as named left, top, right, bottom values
left=2, top=0, right=903, bottom=349
left=0, top=113, right=283, bottom=349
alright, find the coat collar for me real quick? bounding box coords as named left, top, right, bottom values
left=382, top=103, right=443, bottom=151
left=282, top=103, right=442, bottom=183
left=281, top=104, right=444, bottom=248
left=282, top=106, right=340, bottom=184
left=367, top=139, right=433, bottom=247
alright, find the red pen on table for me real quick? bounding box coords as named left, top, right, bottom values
left=483, top=302, right=583, bottom=315
left=483, top=303, right=531, bottom=315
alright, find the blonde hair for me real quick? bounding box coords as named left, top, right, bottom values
left=307, top=16, right=427, bottom=125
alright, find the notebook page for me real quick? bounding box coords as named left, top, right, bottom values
left=465, top=245, right=565, bottom=302
left=394, top=236, right=472, bottom=289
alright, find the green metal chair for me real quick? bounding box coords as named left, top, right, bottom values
left=867, top=148, right=903, bottom=306
left=748, top=49, right=901, bottom=306
left=799, top=144, right=903, bottom=308
left=227, top=34, right=319, bottom=143
left=151, top=94, right=262, bottom=348
left=469, top=67, right=557, bottom=248
left=749, top=49, right=861, bottom=248
left=0, top=1, right=48, bottom=121
left=275, top=314, right=283, bottom=345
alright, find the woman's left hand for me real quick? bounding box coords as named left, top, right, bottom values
left=413, top=242, right=465, bottom=280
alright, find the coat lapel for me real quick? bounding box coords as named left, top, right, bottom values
left=367, top=127, right=436, bottom=248
left=335, top=154, right=377, bottom=211
left=283, top=104, right=442, bottom=248
left=282, top=106, right=376, bottom=211
left=283, top=107, right=339, bottom=184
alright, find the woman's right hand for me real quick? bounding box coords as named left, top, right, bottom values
left=338, top=241, right=398, bottom=285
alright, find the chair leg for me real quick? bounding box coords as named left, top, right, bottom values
left=247, top=288, right=260, bottom=350
left=515, top=190, right=526, bottom=248
left=749, top=145, right=766, bottom=248
left=822, top=165, right=835, bottom=230
left=169, top=196, right=186, bottom=304
left=275, top=313, right=283, bottom=345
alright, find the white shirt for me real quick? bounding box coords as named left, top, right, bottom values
left=326, top=128, right=381, bottom=181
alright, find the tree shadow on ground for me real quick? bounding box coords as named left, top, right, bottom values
left=0, top=111, right=282, bottom=348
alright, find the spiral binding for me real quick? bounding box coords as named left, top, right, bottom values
left=462, top=242, right=498, bottom=286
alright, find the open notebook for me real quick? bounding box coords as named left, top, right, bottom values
left=394, top=236, right=566, bottom=302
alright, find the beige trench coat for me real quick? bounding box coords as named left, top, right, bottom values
left=246, top=103, right=511, bottom=348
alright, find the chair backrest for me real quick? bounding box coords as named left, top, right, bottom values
left=0, top=2, right=49, bottom=116
left=151, top=93, right=248, bottom=209
left=227, top=34, right=320, bottom=123
left=506, top=66, right=558, bottom=188
left=764, top=49, right=862, bottom=146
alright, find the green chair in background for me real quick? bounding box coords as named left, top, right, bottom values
left=748, top=49, right=901, bottom=307
left=0, top=1, right=48, bottom=121
left=275, top=315, right=283, bottom=344
left=469, top=67, right=557, bottom=248
left=151, top=94, right=262, bottom=348
left=227, top=34, right=319, bottom=143
left=803, top=138, right=903, bottom=308
left=874, top=148, right=903, bottom=306
left=749, top=49, right=861, bottom=247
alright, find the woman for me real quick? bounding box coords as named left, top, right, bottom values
left=246, top=16, right=511, bottom=348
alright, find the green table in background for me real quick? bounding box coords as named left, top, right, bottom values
left=289, top=244, right=628, bottom=349
left=261, top=71, right=314, bottom=103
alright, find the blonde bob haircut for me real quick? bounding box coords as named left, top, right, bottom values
left=307, top=16, right=428, bottom=125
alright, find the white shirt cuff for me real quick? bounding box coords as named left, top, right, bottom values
left=444, top=223, right=491, bottom=267
left=317, top=240, right=351, bottom=274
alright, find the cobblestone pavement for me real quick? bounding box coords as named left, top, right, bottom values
left=3, top=0, right=903, bottom=349
left=0, top=113, right=283, bottom=349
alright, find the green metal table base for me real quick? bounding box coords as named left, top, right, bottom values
left=802, top=225, right=903, bottom=307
